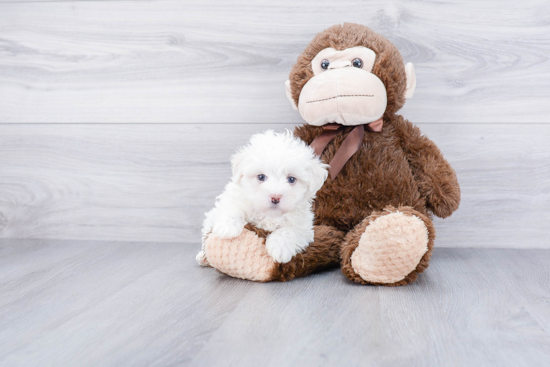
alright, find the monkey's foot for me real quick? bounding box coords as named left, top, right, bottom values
left=341, top=206, right=435, bottom=286
left=204, top=225, right=277, bottom=282
left=203, top=224, right=344, bottom=282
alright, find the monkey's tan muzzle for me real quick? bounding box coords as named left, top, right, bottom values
left=298, top=67, right=387, bottom=127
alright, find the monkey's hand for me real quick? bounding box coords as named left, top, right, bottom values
left=421, top=166, right=461, bottom=219
left=394, top=117, right=461, bottom=218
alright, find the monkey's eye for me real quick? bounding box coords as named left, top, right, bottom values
left=287, top=176, right=297, bottom=184
left=352, top=58, right=363, bottom=68
left=257, top=174, right=267, bottom=182
left=320, top=59, right=330, bottom=70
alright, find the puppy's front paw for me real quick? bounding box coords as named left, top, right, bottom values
left=265, top=235, right=296, bottom=264
left=212, top=219, right=244, bottom=239
left=196, top=250, right=209, bottom=267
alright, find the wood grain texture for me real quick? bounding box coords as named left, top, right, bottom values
left=0, top=123, right=548, bottom=248
left=0, top=239, right=254, bottom=366
left=1, top=241, right=549, bottom=366
left=0, top=0, right=549, bottom=123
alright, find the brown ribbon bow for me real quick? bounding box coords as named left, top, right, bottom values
left=310, top=117, right=383, bottom=179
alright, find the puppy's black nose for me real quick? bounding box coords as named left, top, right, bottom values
left=271, top=197, right=280, bottom=204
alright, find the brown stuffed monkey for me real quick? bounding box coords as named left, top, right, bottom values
left=202, top=23, right=460, bottom=286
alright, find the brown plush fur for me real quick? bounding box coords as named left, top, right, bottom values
left=242, top=223, right=343, bottom=282
left=273, top=23, right=460, bottom=286
left=244, top=223, right=271, bottom=239
left=293, top=114, right=460, bottom=229
left=271, top=225, right=344, bottom=282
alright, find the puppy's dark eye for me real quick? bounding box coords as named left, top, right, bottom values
left=287, top=177, right=296, bottom=184
left=352, top=58, right=363, bottom=68
left=321, top=59, right=330, bottom=70
left=257, top=174, right=267, bottom=182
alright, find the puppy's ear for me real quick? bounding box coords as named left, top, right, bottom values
left=306, top=158, right=329, bottom=196
left=230, top=149, right=246, bottom=183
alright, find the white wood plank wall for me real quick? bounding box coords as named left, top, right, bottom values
left=0, top=0, right=549, bottom=247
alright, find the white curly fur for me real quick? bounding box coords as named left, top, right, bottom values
left=197, top=130, right=328, bottom=264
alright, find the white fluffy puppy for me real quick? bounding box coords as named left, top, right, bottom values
left=197, top=130, right=328, bottom=264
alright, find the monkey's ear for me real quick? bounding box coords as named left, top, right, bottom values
left=285, top=80, right=298, bottom=110
left=404, top=63, right=416, bottom=99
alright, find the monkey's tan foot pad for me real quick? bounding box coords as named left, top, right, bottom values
left=204, top=228, right=277, bottom=282
left=350, top=211, right=429, bottom=285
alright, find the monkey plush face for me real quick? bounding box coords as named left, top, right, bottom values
left=298, top=46, right=387, bottom=126
left=286, top=23, right=417, bottom=127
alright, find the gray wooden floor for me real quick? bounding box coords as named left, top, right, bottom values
left=1, top=239, right=549, bottom=367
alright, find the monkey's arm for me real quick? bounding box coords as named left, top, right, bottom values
left=393, top=116, right=460, bottom=218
